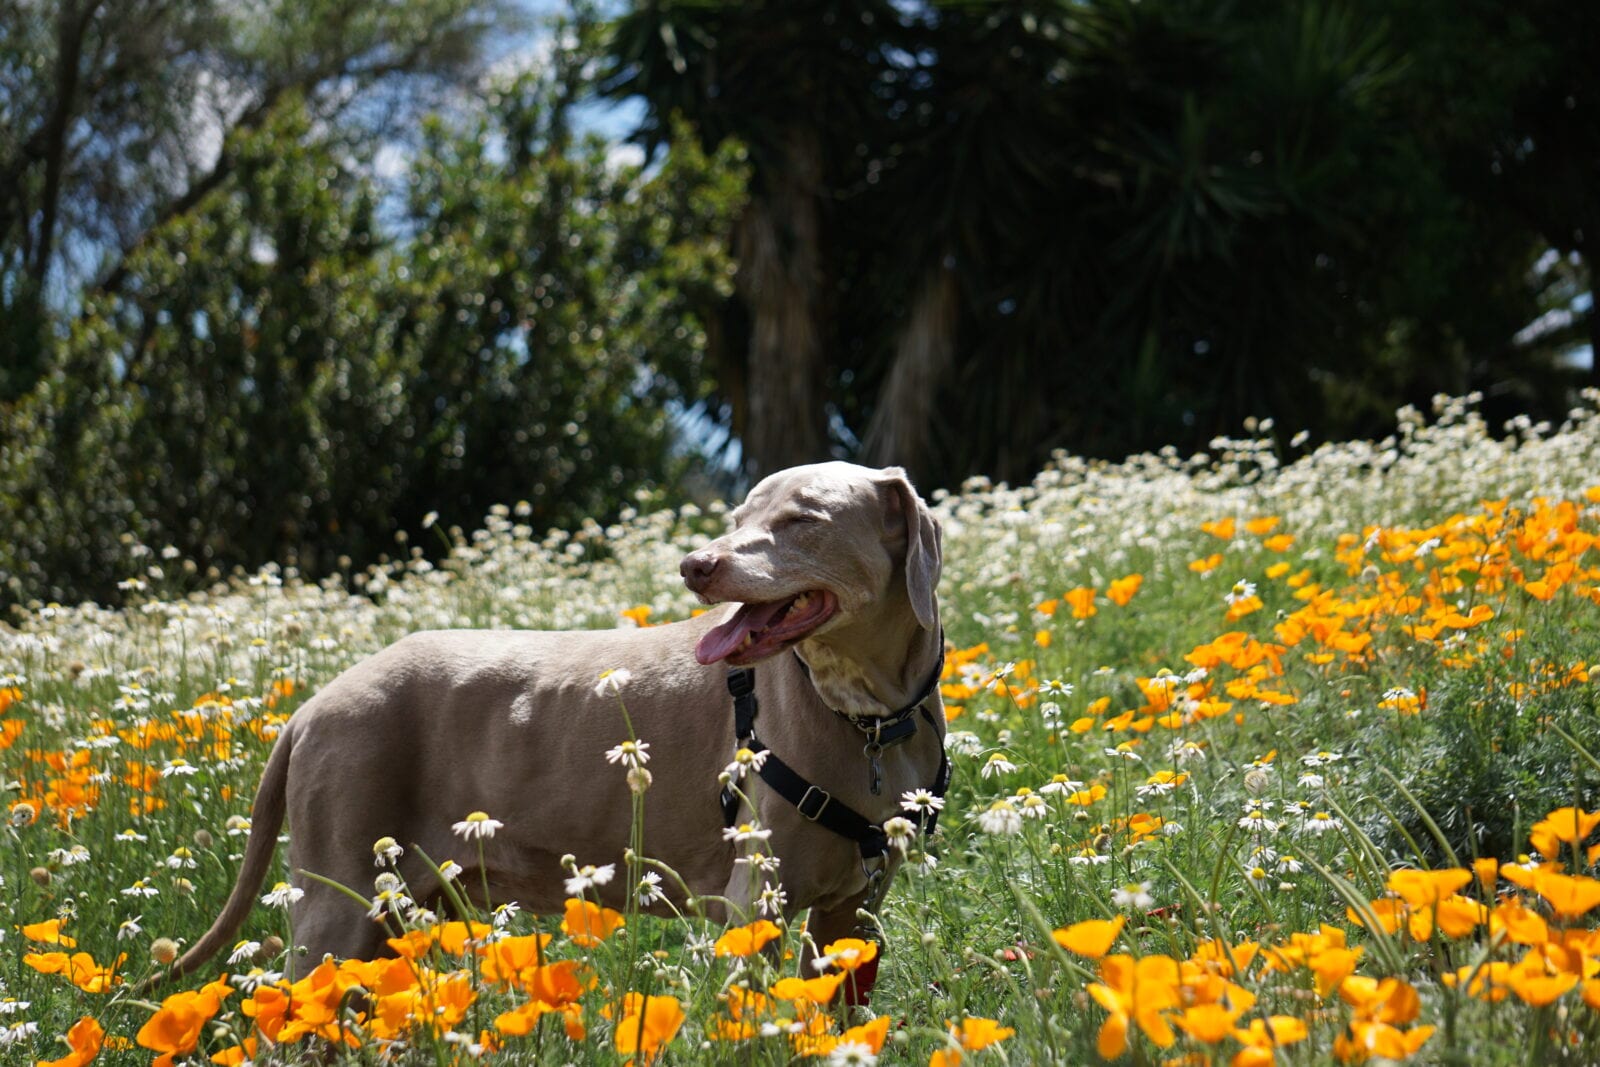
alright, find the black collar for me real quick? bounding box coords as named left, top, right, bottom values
left=720, top=662, right=952, bottom=860
left=793, top=643, right=946, bottom=748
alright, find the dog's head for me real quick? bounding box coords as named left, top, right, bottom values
left=682, top=462, right=941, bottom=667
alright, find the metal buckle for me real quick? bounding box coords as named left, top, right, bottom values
left=797, top=784, right=832, bottom=821
left=860, top=850, right=890, bottom=913
left=728, top=668, right=756, bottom=698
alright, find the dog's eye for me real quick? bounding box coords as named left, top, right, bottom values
left=776, top=512, right=823, bottom=528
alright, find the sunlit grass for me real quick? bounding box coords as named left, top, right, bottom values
left=7, top=393, right=1600, bottom=1064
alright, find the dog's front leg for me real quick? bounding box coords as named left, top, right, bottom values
left=801, top=889, right=883, bottom=1007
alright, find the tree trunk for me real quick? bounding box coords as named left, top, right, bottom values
left=1586, top=242, right=1600, bottom=390
left=33, top=0, right=103, bottom=280
left=861, top=258, right=958, bottom=482
left=734, top=126, right=828, bottom=477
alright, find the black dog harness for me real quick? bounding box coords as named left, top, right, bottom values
left=719, top=650, right=951, bottom=862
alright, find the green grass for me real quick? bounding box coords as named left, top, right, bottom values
left=7, top=395, right=1600, bottom=1065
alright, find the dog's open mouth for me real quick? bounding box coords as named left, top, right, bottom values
left=695, top=590, right=838, bottom=666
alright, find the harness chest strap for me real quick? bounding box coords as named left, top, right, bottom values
left=720, top=663, right=951, bottom=861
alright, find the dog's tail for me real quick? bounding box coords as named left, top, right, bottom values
left=147, top=721, right=295, bottom=989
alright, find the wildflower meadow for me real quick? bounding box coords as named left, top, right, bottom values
left=9, top=393, right=1600, bottom=1066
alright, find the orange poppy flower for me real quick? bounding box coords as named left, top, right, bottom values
left=1503, top=967, right=1578, bottom=1007
left=137, top=979, right=233, bottom=1067
left=713, top=919, right=782, bottom=958
left=434, top=920, right=495, bottom=955
left=949, top=1017, right=1015, bottom=1050
left=478, top=933, right=557, bottom=986
left=1107, top=575, right=1143, bottom=606
left=1340, top=976, right=1420, bottom=1025
left=1065, top=587, right=1098, bottom=619
left=38, top=1015, right=105, bottom=1067
left=562, top=898, right=625, bottom=947
left=1386, top=868, right=1473, bottom=907
left=1334, top=1022, right=1435, bottom=1062
left=842, top=1015, right=891, bottom=1052
left=769, top=972, right=846, bottom=1006
left=1087, top=954, right=1180, bottom=1059
left=1052, top=915, right=1126, bottom=959
left=1529, top=807, right=1600, bottom=862
left=21, top=918, right=77, bottom=947
left=821, top=937, right=878, bottom=972
left=1490, top=898, right=1550, bottom=946
left=1433, top=895, right=1487, bottom=938
left=1526, top=869, right=1600, bottom=919
left=24, top=950, right=125, bottom=993
left=1472, top=857, right=1499, bottom=894
left=613, top=993, right=685, bottom=1065
left=1174, top=1003, right=1239, bottom=1044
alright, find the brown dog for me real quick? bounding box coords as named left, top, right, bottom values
left=166, top=462, right=945, bottom=985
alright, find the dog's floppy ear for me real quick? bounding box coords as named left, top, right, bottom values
left=878, top=466, right=942, bottom=631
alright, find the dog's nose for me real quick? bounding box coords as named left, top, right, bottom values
left=680, top=551, right=721, bottom=593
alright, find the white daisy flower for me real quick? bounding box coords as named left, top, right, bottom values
left=261, top=881, right=304, bottom=908
left=722, top=746, right=769, bottom=781
left=1112, top=881, right=1154, bottom=910
left=1225, top=579, right=1257, bottom=605
left=230, top=968, right=283, bottom=992
left=452, top=811, right=504, bottom=841
left=160, top=758, right=198, bottom=778
left=228, top=940, right=261, bottom=964
left=980, top=752, right=1017, bottom=778
left=605, top=739, right=651, bottom=770
left=757, top=884, right=788, bottom=917
left=1302, top=811, right=1344, bottom=834
left=563, top=863, right=616, bottom=896
left=723, top=822, right=773, bottom=844
left=1237, top=810, right=1281, bottom=834
left=883, top=816, right=917, bottom=852
left=373, top=836, right=404, bottom=866
left=977, top=799, right=1022, bottom=836
left=828, top=1041, right=878, bottom=1066
left=637, top=871, right=666, bottom=907
left=734, top=850, right=781, bottom=873
left=367, top=888, right=414, bottom=920
left=595, top=668, right=634, bottom=696
left=1016, top=792, right=1050, bottom=820
left=900, top=788, right=945, bottom=815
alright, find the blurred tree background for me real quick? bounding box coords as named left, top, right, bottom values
left=1, top=0, right=1596, bottom=607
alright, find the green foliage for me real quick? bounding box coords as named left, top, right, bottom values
left=0, top=0, right=508, bottom=393
left=606, top=0, right=1598, bottom=485
left=0, top=70, right=745, bottom=607
left=1385, top=646, right=1600, bottom=867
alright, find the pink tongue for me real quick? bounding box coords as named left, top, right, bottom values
left=696, top=600, right=792, bottom=664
